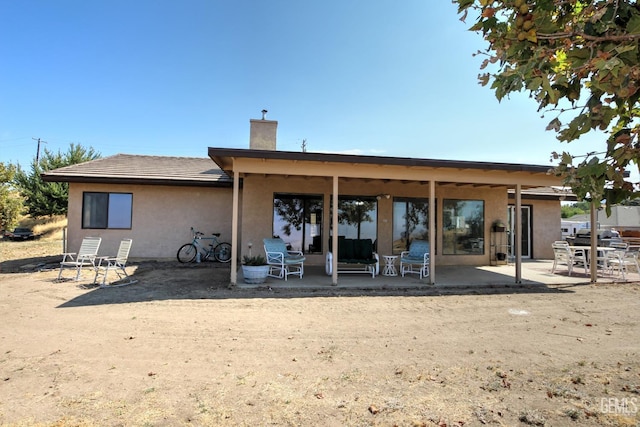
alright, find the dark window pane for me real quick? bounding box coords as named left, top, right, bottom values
left=83, top=193, right=108, bottom=228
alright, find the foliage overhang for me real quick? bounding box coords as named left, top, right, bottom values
left=454, top=0, right=640, bottom=214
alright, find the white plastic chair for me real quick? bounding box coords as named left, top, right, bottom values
left=58, top=237, right=102, bottom=281
left=93, top=239, right=136, bottom=287
left=605, top=248, right=640, bottom=280
left=551, top=241, right=587, bottom=276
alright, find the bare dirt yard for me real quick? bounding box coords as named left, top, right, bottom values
left=1, top=238, right=640, bottom=426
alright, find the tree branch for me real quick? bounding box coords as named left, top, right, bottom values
left=537, top=31, right=640, bottom=42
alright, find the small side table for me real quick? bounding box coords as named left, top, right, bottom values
left=382, top=255, right=398, bottom=276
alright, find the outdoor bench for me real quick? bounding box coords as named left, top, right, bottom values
left=325, top=237, right=379, bottom=278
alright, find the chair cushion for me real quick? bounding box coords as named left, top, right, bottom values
left=354, top=239, right=373, bottom=260
left=336, top=238, right=353, bottom=260
left=284, top=255, right=305, bottom=263
left=264, top=238, right=288, bottom=254
left=408, top=240, right=429, bottom=258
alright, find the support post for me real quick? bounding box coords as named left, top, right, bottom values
left=230, top=170, right=240, bottom=286
left=429, top=180, right=435, bottom=284
left=515, top=184, right=522, bottom=283
left=332, top=176, right=339, bottom=285
left=590, top=203, right=598, bottom=283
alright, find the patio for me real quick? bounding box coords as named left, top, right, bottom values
left=236, top=259, right=638, bottom=290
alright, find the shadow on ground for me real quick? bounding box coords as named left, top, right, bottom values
left=52, top=261, right=579, bottom=308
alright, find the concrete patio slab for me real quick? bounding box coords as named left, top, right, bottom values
left=237, top=260, right=637, bottom=290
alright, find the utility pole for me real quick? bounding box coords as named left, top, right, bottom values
left=32, top=137, right=47, bottom=163
left=301, top=139, right=307, bottom=152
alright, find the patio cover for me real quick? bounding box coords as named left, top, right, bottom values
left=208, top=147, right=568, bottom=286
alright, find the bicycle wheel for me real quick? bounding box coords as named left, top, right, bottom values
left=213, top=242, right=232, bottom=262
left=177, top=243, right=198, bottom=263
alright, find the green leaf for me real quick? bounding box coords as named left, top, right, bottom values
left=626, top=14, right=640, bottom=34
left=614, top=44, right=637, bottom=55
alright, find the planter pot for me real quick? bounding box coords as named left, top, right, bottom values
left=242, top=265, right=270, bottom=284
left=496, top=252, right=507, bottom=261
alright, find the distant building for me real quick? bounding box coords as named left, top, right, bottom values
left=566, top=205, right=640, bottom=237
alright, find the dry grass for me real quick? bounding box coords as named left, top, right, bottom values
left=1, top=216, right=66, bottom=269
left=21, top=214, right=67, bottom=240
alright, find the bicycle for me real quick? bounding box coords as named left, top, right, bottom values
left=177, top=227, right=232, bottom=263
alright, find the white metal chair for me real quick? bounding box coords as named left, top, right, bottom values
left=58, top=237, right=102, bottom=281
left=93, top=239, right=137, bottom=287
left=400, top=240, right=430, bottom=279
left=263, top=238, right=305, bottom=280
left=551, top=241, right=587, bottom=276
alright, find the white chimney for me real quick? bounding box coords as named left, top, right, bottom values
left=249, top=109, right=277, bottom=150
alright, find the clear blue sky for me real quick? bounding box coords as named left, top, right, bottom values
left=0, top=1, right=608, bottom=171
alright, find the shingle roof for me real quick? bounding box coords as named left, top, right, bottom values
left=41, top=154, right=232, bottom=187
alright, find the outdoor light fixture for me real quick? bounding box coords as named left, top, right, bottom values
left=376, top=194, right=391, bottom=200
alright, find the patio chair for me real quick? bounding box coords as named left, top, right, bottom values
left=400, top=240, right=430, bottom=279
left=93, top=239, right=137, bottom=287
left=57, top=237, right=102, bottom=281
left=605, top=248, right=639, bottom=280
left=263, top=238, right=305, bottom=281
left=551, top=241, right=587, bottom=276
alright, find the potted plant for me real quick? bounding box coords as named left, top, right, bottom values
left=241, top=255, right=270, bottom=284
left=493, top=220, right=506, bottom=232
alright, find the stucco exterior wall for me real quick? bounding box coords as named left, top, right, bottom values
left=239, top=176, right=521, bottom=266
left=525, top=198, right=561, bottom=259
left=65, top=178, right=561, bottom=265
left=67, top=183, right=234, bottom=259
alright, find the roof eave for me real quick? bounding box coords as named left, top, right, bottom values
left=207, top=147, right=554, bottom=174
left=41, top=174, right=233, bottom=188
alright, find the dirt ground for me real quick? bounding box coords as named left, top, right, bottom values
left=1, top=239, right=640, bottom=426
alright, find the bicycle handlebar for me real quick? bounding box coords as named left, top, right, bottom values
left=190, top=227, right=220, bottom=239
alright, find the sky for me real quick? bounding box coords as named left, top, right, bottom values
left=0, top=1, right=612, bottom=171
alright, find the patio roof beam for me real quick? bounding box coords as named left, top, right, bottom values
left=225, top=158, right=562, bottom=188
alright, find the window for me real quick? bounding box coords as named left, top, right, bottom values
left=82, top=192, right=133, bottom=229
left=273, top=194, right=323, bottom=254
left=331, top=196, right=378, bottom=243
left=392, top=198, right=430, bottom=255
left=442, top=199, right=484, bottom=255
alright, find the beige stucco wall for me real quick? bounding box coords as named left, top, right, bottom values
left=65, top=178, right=561, bottom=265
left=525, top=198, right=562, bottom=259
left=238, top=176, right=526, bottom=266
left=67, top=183, right=234, bottom=259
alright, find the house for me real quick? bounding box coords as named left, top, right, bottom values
left=42, top=116, right=569, bottom=285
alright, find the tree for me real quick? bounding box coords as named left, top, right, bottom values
left=338, top=200, right=376, bottom=240
left=561, top=201, right=590, bottom=217
left=14, top=144, right=100, bottom=217
left=274, top=198, right=305, bottom=237
left=0, top=162, right=24, bottom=231
left=454, top=0, right=640, bottom=214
